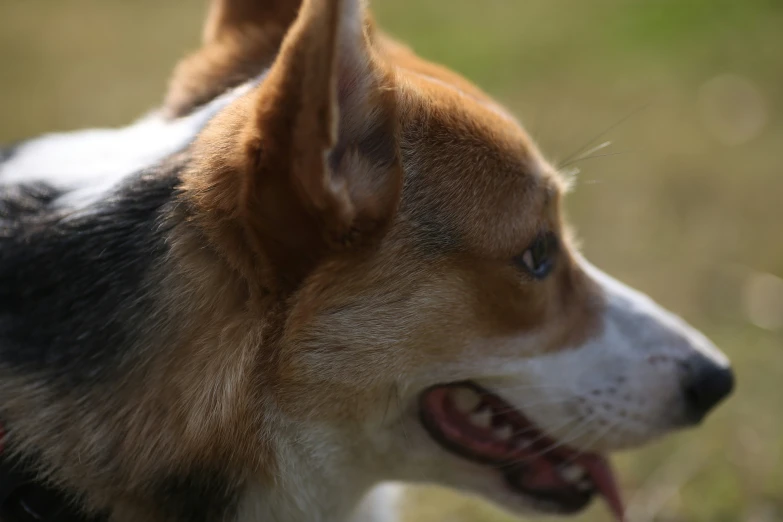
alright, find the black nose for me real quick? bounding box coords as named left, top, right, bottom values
left=682, top=357, right=735, bottom=423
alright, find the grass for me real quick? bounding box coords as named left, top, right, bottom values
left=1, top=1, right=782, bottom=521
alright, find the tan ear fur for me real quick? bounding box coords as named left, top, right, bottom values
left=182, top=0, right=402, bottom=290
left=165, top=0, right=302, bottom=117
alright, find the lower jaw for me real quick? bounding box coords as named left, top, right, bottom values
left=418, top=382, right=626, bottom=521
left=420, top=416, right=595, bottom=516
left=502, top=464, right=593, bottom=514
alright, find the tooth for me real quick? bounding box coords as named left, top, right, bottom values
left=451, top=388, right=481, bottom=413
left=469, top=407, right=492, bottom=429
left=559, top=465, right=586, bottom=483
left=494, top=424, right=513, bottom=441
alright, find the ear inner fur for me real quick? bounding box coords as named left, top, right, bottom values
left=182, top=0, right=402, bottom=289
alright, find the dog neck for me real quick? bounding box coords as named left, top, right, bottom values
left=236, top=425, right=382, bottom=522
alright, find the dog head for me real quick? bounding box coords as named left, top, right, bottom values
left=175, top=0, right=734, bottom=519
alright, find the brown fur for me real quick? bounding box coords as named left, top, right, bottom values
left=1, top=0, right=634, bottom=520
left=172, top=0, right=603, bottom=448
left=165, top=0, right=302, bottom=118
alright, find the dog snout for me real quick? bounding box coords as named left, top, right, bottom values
left=681, top=355, right=734, bottom=424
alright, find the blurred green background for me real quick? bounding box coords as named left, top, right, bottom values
left=1, top=1, right=781, bottom=521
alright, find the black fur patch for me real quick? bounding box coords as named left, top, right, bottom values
left=0, top=163, right=182, bottom=388
left=151, top=469, right=240, bottom=522
left=0, top=183, right=62, bottom=231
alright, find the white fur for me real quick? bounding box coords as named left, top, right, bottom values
left=328, top=255, right=732, bottom=522
left=472, top=254, right=729, bottom=452
left=233, top=419, right=394, bottom=522
left=255, top=248, right=733, bottom=521
left=0, top=76, right=262, bottom=209
left=349, top=484, right=404, bottom=522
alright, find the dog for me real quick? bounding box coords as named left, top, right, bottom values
left=0, top=1, right=734, bottom=521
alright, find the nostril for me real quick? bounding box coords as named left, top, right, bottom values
left=682, top=360, right=735, bottom=423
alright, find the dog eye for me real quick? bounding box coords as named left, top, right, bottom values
left=513, top=233, right=557, bottom=280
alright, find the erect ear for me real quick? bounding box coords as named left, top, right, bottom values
left=165, top=0, right=302, bottom=117
left=184, top=0, right=402, bottom=289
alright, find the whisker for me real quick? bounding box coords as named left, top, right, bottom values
left=499, top=410, right=606, bottom=469
left=481, top=416, right=589, bottom=471
left=510, top=415, right=589, bottom=454
left=525, top=416, right=599, bottom=460
left=557, top=101, right=652, bottom=168
left=561, top=150, right=637, bottom=168
left=507, top=415, right=583, bottom=445
left=558, top=416, right=619, bottom=467
left=482, top=383, right=575, bottom=393
left=565, top=140, right=613, bottom=166
left=487, top=396, right=573, bottom=411
left=510, top=420, right=570, bottom=439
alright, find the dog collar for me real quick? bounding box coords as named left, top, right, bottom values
left=0, top=423, right=107, bottom=522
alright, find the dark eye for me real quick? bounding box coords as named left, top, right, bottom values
left=513, top=233, right=558, bottom=280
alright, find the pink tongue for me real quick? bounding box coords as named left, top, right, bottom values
left=577, top=455, right=626, bottom=522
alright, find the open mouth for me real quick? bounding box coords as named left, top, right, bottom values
left=420, top=382, right=625, bottom=522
